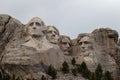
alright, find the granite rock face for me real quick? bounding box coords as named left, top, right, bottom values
left=0, top=14, right=119, bottom=80
left=71, top=31, right=119, bottom=79
left=0, top=15, right=65, bottom=79
left=92, top=28, right=119, bottom=79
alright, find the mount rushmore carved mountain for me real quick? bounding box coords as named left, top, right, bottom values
left=0, top=14, right=120, bottom=80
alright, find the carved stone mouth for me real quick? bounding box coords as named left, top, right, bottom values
left=32, top=34, right=41, bottom=38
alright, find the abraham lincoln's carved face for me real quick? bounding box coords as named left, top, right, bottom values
left=46, top=26, right=59, bottom=44
left=26, top=17, right=46, bottom=38
left=79, top=36, right=93, bottom=53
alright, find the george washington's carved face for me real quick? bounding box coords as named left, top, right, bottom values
left=59, top=36, right=71, bottom=55
left=79, top=36, right=93, bottom=53
left=26, top=17, right=46, bottom=38
left=46, top=26, right=59, bottom=44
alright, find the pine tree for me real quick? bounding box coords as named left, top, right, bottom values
left=41, top=75, right=47, bottom=80
left=95, top=64, right=103, bottom=80
left=103, top=71, right=113, bottom=80
left=47, top=65, right=57, bottom=79
left=89, top=72, right=96, bottom=80
left=76, top=64, right=82, bottom=73
left=71, top=58, right=76, bottom=65
left=81, top=62, right=91, bottom=79
left=71, top=68, right=77, bottom=76
left=62, top=61, right=69, bottom=73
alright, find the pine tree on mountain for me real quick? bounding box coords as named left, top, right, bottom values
left=95, top=64, right=103, bottom=80
left=47, top=65, right=57, bottom=79
left=71, top=58, right=76, bottom=65
left=62, top=61, right=69, bottom=73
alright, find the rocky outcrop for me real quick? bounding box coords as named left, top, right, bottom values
left=92, top=28, right=119, bottom=79
left=0, top=14, right=23, bottom=60
left=0, top=15, right=65, bottom=79
left=92, top=28, right=118, bottom=59
left=71, top=31, right=119, bottom=79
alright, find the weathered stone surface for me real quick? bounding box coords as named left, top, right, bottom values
left=92, top=28, right=119, bottom=79
left=0, top=16, right=65, bottom=79
left=72, top=33, right=98, bottom=71
left=0, top=14, right=119, bottom=80
left=46, top=26, right=60, bottom=44
left=92, top=28, right=118, bottom=59
left=0, top=14, right=23, bottom=59
left=59, top=35, right=72, bottom=55
left=71, top=31, right=119, bottom=79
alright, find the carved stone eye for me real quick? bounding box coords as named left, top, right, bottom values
left=48, top=31, right=52, bottom=34
left=29, top=22, right=34, bottom=26
left=36, top=22, right=41, bottom=26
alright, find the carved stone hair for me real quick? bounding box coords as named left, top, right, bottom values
left=47, top=26, right=59, bottom=35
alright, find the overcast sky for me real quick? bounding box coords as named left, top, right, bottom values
left=0, top=0, right=120, bottom=39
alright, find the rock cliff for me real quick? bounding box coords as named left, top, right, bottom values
left=0, top=14, right=119, bottom=80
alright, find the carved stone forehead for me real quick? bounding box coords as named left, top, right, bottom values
left=47, top=26, right=59, bottom=35
left=28, top=17, right=44, bottom=25
left=60, top=36, right=71, bottom=43
left=80, top=36, right=92, bottom=42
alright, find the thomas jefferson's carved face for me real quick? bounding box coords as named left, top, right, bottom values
left=59, top=36, right=71, bottom=55
left=46, top=26, right=59, bottom=44
left=79, top=36, right=93, bottom=53
left=26, top=17, right=46, bottom=38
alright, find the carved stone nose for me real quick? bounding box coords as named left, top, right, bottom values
left=52, top=34, right=55, bottom=37
left=66, top=43, right=70, bottom=48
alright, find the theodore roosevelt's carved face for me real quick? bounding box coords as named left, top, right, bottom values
left=59, top=36, right=71, bottom=55
left=79, top=36, right=93, bottom=53
left=26, top=17, right=46, bottom=38
left=46, top=26, right=59, bottom=44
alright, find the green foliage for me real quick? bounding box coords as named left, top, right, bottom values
left=95, top=64, right=103, bottom=80
left=102, top=76, right=108, bottom=80
left=71, top=68, right=77, bottom=76
left=89, top=72, right=96, bottom=80
left=62, top=61, right=69, bottom=73
left=76, top=62, right=91, bottom=79
left=102, top=71, right=113, bottom=80
left=47, top=65, right=57, bottom=79
left=71, top=58, right=76, bottom=65
left=80, top=62, right=91, bottom=78
left=41, top=75, right=47, bottom=80
left=76, top=64, right=82, bottom=73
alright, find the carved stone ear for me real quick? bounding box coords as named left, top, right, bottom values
left=42, top=29, right=47, bottom=35
left=24, top=24, right=29, bottom=33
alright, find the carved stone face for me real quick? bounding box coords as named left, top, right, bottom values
left=79, top=36, right=93, bottom=53
left=59, top=36, right=71, bottom=55
left=26, top=17, right=46, bottom=38
left=46, top=26, right=59, bottom=44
